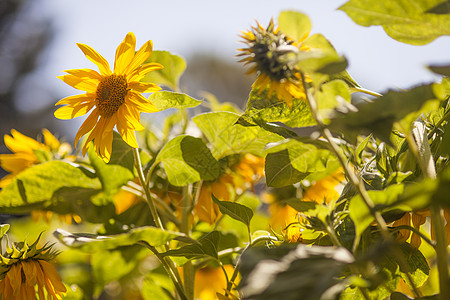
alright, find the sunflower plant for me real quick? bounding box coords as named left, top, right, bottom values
left=1, top=1, right=450, bottom=300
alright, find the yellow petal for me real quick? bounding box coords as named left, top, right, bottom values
left=126, top=91, right=158, bottom=113
left=117, top=125, right=138, bottom=148
left=57, top=75, right=98, bottom=93
left=5, top=130, right=42, bottom=153
left=74, top=108, right=99, bottom=146
left=114, top=32, right=136, bottom=75
left=117, top=105, right=144, bottom=131
left=64, top=68, right=102, bottom=81
left=42, top=129, right=60, bottom=151
left=77, top=43, right=112, bottom=76
left=0, top=152, right=35, bottom=173
left=38, top=260, right=66, bottom=293
left=127, top=81, right=161, bottom=93
left=82, top=116, right=106, bottom=156
left=55, top=93, right=95, bottom=106
left=54, top=102, right=94, bottom=120
left=128, top=62, right=163, bottom=82
left=125, top=40, right=153, bottom=75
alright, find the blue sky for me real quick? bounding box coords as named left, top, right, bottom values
left=22, top=0, right=450, bottom=113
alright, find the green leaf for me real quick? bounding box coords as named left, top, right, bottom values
left=243, top=88, right=316, bottom=128
left=349, top=184, right=405, bottom=237
left=0, top=224, right=10, bottom=238
left=264, top=139, right=337, bottom=187
left=142, top=269, right=174, bottom=300
left=355, top=134, right=372, bottom=165
left=428, top=64, right=450, bottom=77
left=211, top=194, right=253, bottom=228
left=87, top=133, right=134, bottom=200
left=0, top=161, right=101, bottom=213
left=426, top=0, right=450, bottom=14
left=339, top=0, right=450, bottom=45
left=398, top=243, right=429, bottom=289
left=142, top=50, right=186, bottom=90
left=193, top=112, right=283, bottom=159
left=278, top=11, right=311, bottom=41
left=162, top=231, right=220, bottom=260
left=329, top=84, right=438, bottom=145
left=148, top=91, right=202, bottom=111
left=282, top=198, right=317, bottom=212
left=316, top=79, right=351, bottom=121
left=54, top=226, right=182, bottom=253
left=92, top=246, right=146, bottom=287
left=299, top=34, right=348, bottom=81
left=156, top=135, right=220, bottom=186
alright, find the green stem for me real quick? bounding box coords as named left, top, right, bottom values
left=391, top=225, right=436, bottom=249
left=133, top=148, right=164, bottom=230
left=138, top=241, right=188, bottom=300
left=431, top=205, right=449, bottom=300
left=349, top=87, right=382, bottom=98
left=181, top=185, right=194, bottom=300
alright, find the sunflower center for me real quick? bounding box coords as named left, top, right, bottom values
left=96, top=74, right=128, bottom=117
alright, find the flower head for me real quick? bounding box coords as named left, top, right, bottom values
left=0, top=235, right=66, bottom=300
left=238, top=19, right=310, bottom=107
left=0, top=129, right=71, bottom=188
left=55, top=32, right=163, bottom=162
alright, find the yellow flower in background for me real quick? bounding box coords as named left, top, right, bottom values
left=0, top=236, right=66, bottom=300
left=393, top=209, right=450, bottom=248
left=267, top=170, right=344, bottom=243
left=303, top=169, right=345, bottom=204
left=194, top=154, right=265, bottom=224
left=238, top=19, right=310, bottom=107
left=0, top=129, right=71, bottom=188
left=55, top=32, right=163, bottom=162
left=178, top=265, right=236, bottom=300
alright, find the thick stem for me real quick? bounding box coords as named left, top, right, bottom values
left=431, top=206, right=450, bottom=300
left=133, top=148, right=164, bottom=230
left=181, top=185, right=194, bottom=300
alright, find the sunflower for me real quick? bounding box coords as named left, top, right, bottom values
left=0, top=235, right=66, bottom=300
left=0, top=129, right=71, bottom=188
left=55, top=32, right=163, bottom=162
left=238, top=19, right=310, bottom=107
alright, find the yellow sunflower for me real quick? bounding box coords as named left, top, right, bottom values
left=0, top=236, right=66, bottom=300
left=238, top=19, right=310, bottom=107
left=55, top=32, right=163, bottom=162
left=0, top=129, right=71, bottom=188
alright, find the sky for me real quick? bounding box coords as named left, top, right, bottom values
left=20, top=0, right=450, bottom=113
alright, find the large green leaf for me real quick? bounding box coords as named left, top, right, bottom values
left=339, top=0, right=450, bottom=45
left=193, top=112, right=284, bottom=159
left=54, top=226, right=181, bottom=253
left=141, top=50, right=186, bottom=90
left=328, top=84, right=439, bottom=145
left=148, top=91, right=202, bottom=111
left=87, top=132, right=134, bottom=200
left=243, top=89, right=316, bottom=128
left=212, top=194, right=253, bottom=228
left=0, top=161, right=101, bottom=213
left=278, top=11, right=311, bottom=42
left=264, top=139, right=337, bottom=187
left=162, top=231, right=220, bottom=260
left=156, top=135, right=220, bottom=186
